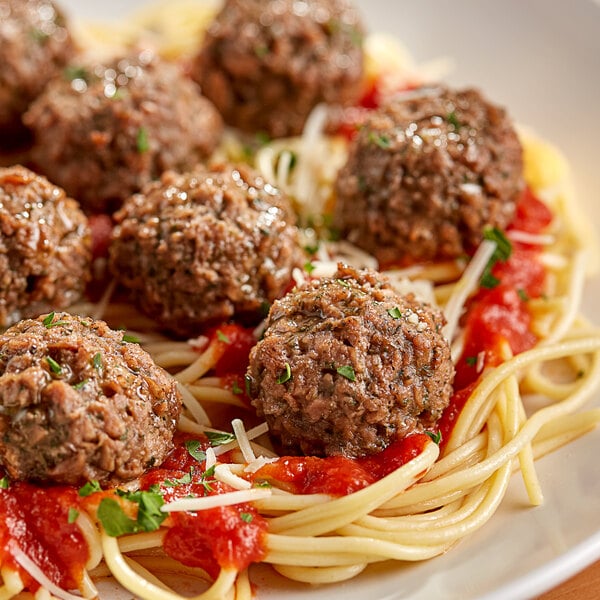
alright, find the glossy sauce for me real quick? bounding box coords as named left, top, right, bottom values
left=444, top=187, right=553, bottom=440
left=0, top=480, right=88, bottom=592
left=252, top=433, right=429, bottom=496
left=140, top=433, right=268, bottom=578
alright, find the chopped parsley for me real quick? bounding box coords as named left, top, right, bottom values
left=231, top=380, right=243, bottom=395
left=240, top=512, right=253, bottom=523
left=517, top=288, right=530, bottom=302
left=304, top=261, right=316, bottom=275
left=101, top=489, right=167, bottom=536
left=72, top=379, right=89, bottom=390
left=0, top=476, right=9, bottom=489
left=205, top=431, right=236, bottom=446
left=336, top=365, right=356, bottom=381
left=480, top=227, right=512, bottom=289
left=164, top=469, right=193, bottom=487
left=387, top=307, right=402, bottom=319
left=136, top=127, right=150, bottom=153
left=425, top=430, right=442, bottom=445
left=216, top=330, right=231, bottom=344
left=185, top=439, right=207, bottom=463
left=367, top=131, right=391, bottom=149
left=46, top=356, right=62, bottom=375
left=122, top=333, right=140, bottom=344
left=92, top=352, right=103, bottom=371
left=78, top=480, right=102, bottom=497
left=446, top=111, right=462, bottom=130
left=42, top=312, right=69, bottom=328
left=68, top=508, right=79, bottom=524
left=276, top=362, right=292, bottom=384
left=200, top=465, right=217, bottom=494
left=465, top=356, right=478, bottom=367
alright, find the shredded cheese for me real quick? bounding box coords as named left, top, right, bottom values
left=161, top=488, right=272, bottom=513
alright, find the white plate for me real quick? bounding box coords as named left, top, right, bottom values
left=58, top=1, right=600, bottom=598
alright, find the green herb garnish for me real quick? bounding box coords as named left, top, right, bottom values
left=425, top=430, right=442, bottom=445
left=185, top=439, right=207, bottom=463
left=480, top=227, right=512, bottom=289
left=42, top=312, right=69, bottom=328
left=92, top=352, right=103, bottom=371
left=99, top=489, right=166, bottom=536
left=216, top=330, right=231, bottom=344
left=276, top=362, right=292, bottom=384
left=46, top=356, right=62, bottom=375
left=0, top=476, right=9, bottom=489
left=68, top=508, right=79, bottom=524
left=446, top=111, right=461, bottom=129
left=136, top=127, right=150, bottom=153
left=240, top=512, right=253, bottom=523
left=387, top=307, right=402, bottom=319
left=336, top=365, right=356, bottom=381
left=78, top=480, right=102, bottom=497
left=367, top=131, right=391, bottom=149
left=205, top=431, right=236, bottom=446
left=122, top=333, right=140, bottom=344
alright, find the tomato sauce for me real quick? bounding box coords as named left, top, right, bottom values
left=139, top=433, right=268, bottom=578
left=252, top=433, right=429, bottom=496
left=0, top=480, right=88, bottom=592
left=443, top=187, right=553, bottom=440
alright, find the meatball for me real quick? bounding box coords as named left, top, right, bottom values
left=23, top=50, right=223, bottom=213
left=0, top=165, right=91, bottom=329
left=0, top=312, right=182, bottom=485
left=246, top=264, right=454, bottom=458
left=334, top=86, right=524, bottom=265
left=0, top=0, right=74, bottom=139
left=109, top=163, right=305, bottom=336
left=193, top=0, right=365, bottom=138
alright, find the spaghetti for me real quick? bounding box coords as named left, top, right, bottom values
left=1, top=2, right=600, bottom=600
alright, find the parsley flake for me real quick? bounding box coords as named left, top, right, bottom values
left=336, top=365, right=356, bottom=381
left=185, top=439, right=207, bottom=463
left=136, top=127, right=150, bottom=153
left=205, top=431, right=236, bottom=446
left=164, top=469, right=193, bottom=487
left=0, top=476, right=9, bottom=489
left=368, top=131, right=391, bottom=149
left=68, top=508, right=79, bottom=524
left=78, top=480, right=102, bottom=497
left=46, top=356, right=62, bottom=375
left=425, top=430, right=442, bottom=445
left=122, top=333, right=140, bottom=344
left=240, top=512, right=253, bottom=523
left=465, top=356, right=478, bottom=367
left=92, top=352, right=103, bottom=371
left=72, top=379, right=89, bottom=390
left=387, top=307, right=402, bottom=319
left=231, top=380, right=243, bottom=395
left=276, top=362, right=292, bottom=384
left=480, top=227, right=512, bottom=289
left=446, top=111, right=462, bottom=130
left=216, top=330, right=231, bottom=344
left=43, top=312, right=69, bottom=328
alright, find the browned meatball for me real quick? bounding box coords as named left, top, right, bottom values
left=246, top=264, right=454, bottom=458
left=334, top=86, right=524, bottom=266
left=0, top=0, right=74, bottom=139
left=0, top=165, right=91, bottom=329
left=109, top=164, right=305, bottom=336
left=0, top=313, right=182, bottom=485
left=193, top=0, right=365, bottom=138
left=23, top=50, right=223, bottom=213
